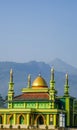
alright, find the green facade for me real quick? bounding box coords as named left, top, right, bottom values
left=0, top=68, right=77, bottom=128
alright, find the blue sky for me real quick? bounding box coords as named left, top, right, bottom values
left=0, top=0, right=77, bottom=67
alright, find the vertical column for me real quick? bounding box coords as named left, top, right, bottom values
left=3, top=114, right=6, bottom=124
left=13, top=113, right=16, bottom=125
left=32, top=114, right=34, bottom=125
left=24, top=103, right=26, bottom=108
left=46, top=114, right=49, bottom=126
left=26, top=113, right=30, bottom=126
left=66, top=98, right=70, bottom=126
left=53, top=114, right=56, bottom=127
left=36, top=102, right=38, bottom=108
left=24, top=114, right=26, bottom=124
left=72, top=111, right=74, bottom=127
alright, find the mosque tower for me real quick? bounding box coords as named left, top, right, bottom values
left=8, top=69, right=14, bottom=108
left=49, top=67, right=57, bottom=109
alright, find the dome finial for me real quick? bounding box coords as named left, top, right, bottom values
left=10, top=69, right=13, bottom=83
left=38, top=72, right=41, bottom=77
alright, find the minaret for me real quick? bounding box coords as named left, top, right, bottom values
left=64, top=73, right=73, bottom=127
left=49, top=67, right=57, bottom=108
left=64, top=73, right=69, bottom=96
left=8, top=69, right=14, bottom=108
left=27, top=74, right=31, bottom=88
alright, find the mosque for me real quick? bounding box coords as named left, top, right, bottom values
left=0, top=68, right=77, bottom=129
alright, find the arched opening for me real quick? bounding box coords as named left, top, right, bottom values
left=0, top=116, right=2, bottom=124
left=37, top=115, right=44, bottom=125
left=19, top=115, right=24, bottom=124
left=30, top=114, right=34, bottom=126
left=9, top=116, right=13, bottom=125
left=74, top=115, right=77, bottom=126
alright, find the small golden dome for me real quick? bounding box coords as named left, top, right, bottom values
left=32, top=75, right=48, bottom=89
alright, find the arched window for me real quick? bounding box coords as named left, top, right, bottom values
left=19, top=115, right=24, bottom=124
left=10, top=116, right=13, bottom=125
left=37, top=115, right=44, bottom=125
left=0, top=116, right=2, bottom=124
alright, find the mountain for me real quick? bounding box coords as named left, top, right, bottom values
left=0, top=61, right=50, bottom=98
left=0, top=60, right=77, bottom=99
left=49, top=58, right=77, bottom=75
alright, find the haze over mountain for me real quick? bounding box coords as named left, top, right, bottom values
left=49, top=58, right=77, bottom=75
left=0, top=58, right=77, bottom=99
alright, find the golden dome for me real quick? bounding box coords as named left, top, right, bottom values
left=32, top=75, right=48, bottom=89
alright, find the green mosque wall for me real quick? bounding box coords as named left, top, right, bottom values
left=13, top=102, right=49, bottom=109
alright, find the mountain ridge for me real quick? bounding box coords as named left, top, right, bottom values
left=49, top=58, right=77, bottom=75
left=0, top=59, right=77, bottom=98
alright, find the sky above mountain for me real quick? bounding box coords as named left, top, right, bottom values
left=0, top=0, right=77, bottom=67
